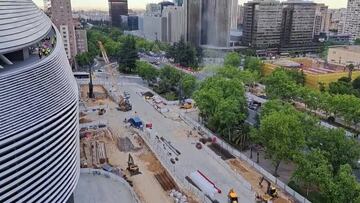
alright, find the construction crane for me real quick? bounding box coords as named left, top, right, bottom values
left=228, top=189, right=238, bottom=203
left=98, top=41, right=110, bottom=64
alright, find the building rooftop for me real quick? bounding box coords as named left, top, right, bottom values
left=329, top=45, right=360, bottom=53
left=74, top=169, right=139, bottom=203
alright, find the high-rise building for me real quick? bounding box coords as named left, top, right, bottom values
left=344, top=0, right=360, bottom=40
left=201, top=0, right=232, bottom=47
left=108, top=0, right=128, bottom=27
left=242, top=0, right=319, bottom=52
left=145, top=3, right=162, bottom=16
left=230, top=0, right=239, bottom=30
left=314, top=4, right=330, bottom=37
left=184, top=0, right=201, bottom=46
left=163, top=6, right=186, bottom=43
left=280, top=1, right=317, bottom=50
left=237, top=5, right=244, bottom=26
left=243, top=0, right=283, bottom=49
left=0, top=1, right=80, bottom=203
left=143, top=15, right=167, bottom=41
left=51, top=0, right=77, bottom=62
left=329, top=8, right=347, bottom=34
left=173, top=0, right=183, bottom=6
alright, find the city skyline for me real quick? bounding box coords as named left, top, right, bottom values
left=33, top=0, right=347, bottom=10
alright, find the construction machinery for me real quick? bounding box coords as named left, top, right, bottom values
left=180, top=102, right=192, bottom=109
left=127, top=154, right=140, bottom=176
left=118, top=95, right=132, bottom=111
left=258, top=176, right=278, bottom=202
left=228, top=189, right=238, bottom=203
left=98, top=108, right=106, bottom=115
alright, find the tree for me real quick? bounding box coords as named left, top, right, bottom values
left=117, top=35, right=139, bottom=73
left=166, top=37, right=198, bottom=68
left=348, top=63, right=355, bottom=80
left=285, top=69, right=306, bottom=86
left=193, top=76, right=247, bottom=135
left=180, top=74, right=197, bottom=99
left=292, top=150, right=333, bottom=196
left=264, top=69, right=299, bottom=100
left=328, top=81, right=357, bottom=96
left=217, top=66, right=259, bottom=85
left=338, top=76, right=352, bottom=83
left=76, top=52, right=93, bottom=67
left=136, top=61, right=159, bottom=84
left=307, top=127, right=360, bottom=173
left=244, top=57, right=263, bottom=72
left=224, top=52, right=241, bottom=67
left=330, top=164, right=360, bottom=203
left=355, top=38, right=360, bottom=45
left=252, top=111, right=306, bottom=176
left=352, top=76, right=360, bottom=90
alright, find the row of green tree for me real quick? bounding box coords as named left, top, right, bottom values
left=166, top=38, right=200, bottom=69
left=193, top=52, right=262, bottom=148
left=327, top=75, right=360, bottom=97
left=76, top=26, right=169, bottom=73
left=264, top=68, right=360, bottom=131
left=136, top=61, right=197, bottom=101
left=252, top=99, right=360, bottom=202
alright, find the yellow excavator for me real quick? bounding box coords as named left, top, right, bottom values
left=258, top=176, right=278, bottom=202
left=228, top=189, right=238, bottom=203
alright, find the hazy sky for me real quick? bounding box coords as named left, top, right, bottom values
left=33, top=0, right=347, bottom=10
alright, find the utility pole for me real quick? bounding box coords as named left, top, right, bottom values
left=88, top=65, right=95, bottom=98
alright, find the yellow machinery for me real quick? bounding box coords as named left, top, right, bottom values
left=127, top=154, right=140, bottom=176
left=228, top=189, right=238, bottom=203
left=180, top=103, right=192, bottom=109
left=259, top=176, right=278, bottom=202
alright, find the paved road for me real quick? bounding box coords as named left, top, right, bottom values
left=122, top=84, right=255, bottom=203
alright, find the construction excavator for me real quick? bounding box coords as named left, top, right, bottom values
left=258, top=176, right=278, bottom=202
left=127, top=154, right=140, bottom=176
left=118, top=95, right=132, bottom=112
left=228, top=189, right=239, bottom=203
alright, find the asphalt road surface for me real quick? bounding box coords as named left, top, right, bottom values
left=122, top=84, right=255, bottom=203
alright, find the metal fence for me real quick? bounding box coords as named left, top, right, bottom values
left=80, top=168, right=141, bottom=203
left=179, top=113, right=312, bottom=203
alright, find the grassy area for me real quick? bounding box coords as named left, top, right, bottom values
left=288, top=181, right=326, bottom=203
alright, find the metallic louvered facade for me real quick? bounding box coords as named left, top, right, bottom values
left=0, top=0, right=80, bottom=202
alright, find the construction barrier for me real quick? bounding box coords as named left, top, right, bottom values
left=179, top=113, right=312, bottom=203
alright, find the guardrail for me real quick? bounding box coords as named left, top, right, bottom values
left=179, top=113, right=311, bottom=203
left=80, top=168, right=141, bottom=203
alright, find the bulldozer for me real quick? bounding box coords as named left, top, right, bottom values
left=118, top=95, right=132, bottom=112
left=258, top=176, right=278, bottom=202
left=127, top=154, right=140, bottom=176
left=228, top=189, right=238, bottom=203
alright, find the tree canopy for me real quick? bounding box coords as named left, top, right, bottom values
left=224, top=52, right=241, bottom=67
left=117, top=35, right=139, bottom=73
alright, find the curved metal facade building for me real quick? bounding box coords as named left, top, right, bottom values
left=0, top=1, right=80, bottom=202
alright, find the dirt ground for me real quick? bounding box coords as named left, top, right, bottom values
left=79, top=84, right=192, bottom=203
left=228, top=159, right=294, bottom=203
